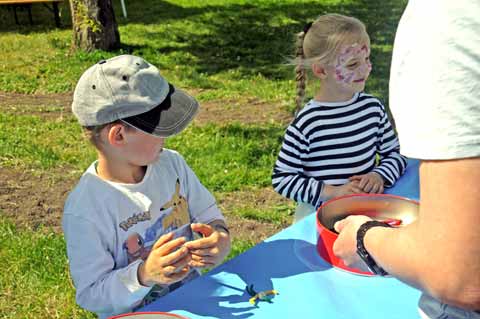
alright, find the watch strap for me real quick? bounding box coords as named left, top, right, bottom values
left=356, top=220, right=392, bottom=276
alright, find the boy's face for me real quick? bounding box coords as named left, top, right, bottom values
left=124, top=128, right=166, bottom=165
left=330, top=42, right=372, bottom=93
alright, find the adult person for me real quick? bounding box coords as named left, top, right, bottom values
left=332, top=1, right=480, bottom=318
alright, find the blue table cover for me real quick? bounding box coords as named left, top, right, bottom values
left=140, top=159, right=421, bottom=318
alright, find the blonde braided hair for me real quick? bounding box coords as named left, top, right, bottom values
left=295, top=30, right=307, bottom=114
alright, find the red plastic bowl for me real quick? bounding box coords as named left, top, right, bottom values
left=316, top=194, right=419, bottom=276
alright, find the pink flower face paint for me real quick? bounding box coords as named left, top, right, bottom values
left=333, top=43, right=372, bottom=90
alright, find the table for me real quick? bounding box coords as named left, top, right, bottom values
left=0, top=0, right=62, bottom=27
left=140, top=159, right=421, bottom=319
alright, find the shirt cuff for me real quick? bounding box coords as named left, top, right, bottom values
left=372, top=168, right=394, bottom=188
left=118, top=259, right=153, bottom=299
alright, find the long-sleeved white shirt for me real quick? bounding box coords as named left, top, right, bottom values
left=63, top=149, right=224, bottom=318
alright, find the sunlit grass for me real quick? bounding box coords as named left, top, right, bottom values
left=0, top=219, right=96, bottom=319
left=0, top=0, right=407, bottom=317
left=167, top=123, right=285, bottom=191
left=0, top=0, right=406, bottom=106
left=230, top=204, right=294, bottom=224
left=0, top=112, right=284, bottom=191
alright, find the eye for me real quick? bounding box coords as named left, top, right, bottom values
left=137, top=237, right=143, bottom=246
left=347, top=62, right=358, bottom=68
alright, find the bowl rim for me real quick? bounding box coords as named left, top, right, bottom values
left=316, top=193, right=419, bottom=236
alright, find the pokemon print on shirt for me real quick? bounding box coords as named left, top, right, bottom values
left=120, top=178, right=193, bottom=264
left=119, top=178, right=197, bottom=306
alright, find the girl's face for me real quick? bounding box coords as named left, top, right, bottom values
left=331, top=42, right=372, bottom=93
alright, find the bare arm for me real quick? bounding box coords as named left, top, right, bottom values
left=365, top=158, right=480, bottom=309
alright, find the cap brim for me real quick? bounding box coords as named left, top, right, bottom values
left=121, top=84, right=199, bottom=137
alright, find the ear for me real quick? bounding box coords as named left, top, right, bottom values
left=311, top=63, right=328, bottom=79
left=107, top=123, right=127, bottom=147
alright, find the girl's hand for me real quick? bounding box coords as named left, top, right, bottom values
left=349, top=172, right=384, bottom=193
left=138, top=232, right=191, bottom=287
left=184, top=223, right=231, bottom=269
left=322, top=181, right=364, bottom=200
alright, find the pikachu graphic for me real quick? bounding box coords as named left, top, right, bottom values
left=160, top=178, right=192, bottom=240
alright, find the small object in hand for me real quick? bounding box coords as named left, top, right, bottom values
left=246, top=284, right=279, bottom=305
left=328, top=217, right=402, bottom=234
left=380, top=218, right=402, bottom=227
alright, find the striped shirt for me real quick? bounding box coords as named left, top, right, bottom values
left=272, top=92, right=407, bottom=208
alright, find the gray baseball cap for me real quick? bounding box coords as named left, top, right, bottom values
left=72, top=55, right=199, bottom=137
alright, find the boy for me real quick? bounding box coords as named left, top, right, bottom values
left=63, top=55, right=231, bottom=318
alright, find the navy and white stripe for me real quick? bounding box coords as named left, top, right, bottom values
left=272, top=92, right=407, bottom=208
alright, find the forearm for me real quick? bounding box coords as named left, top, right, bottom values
left=364, top=159, right=480, bottom=309
left=365, top=223, right=480, bottom=309
left=373, top=152, right=407, bottom=187
left=364, top=224, right=427, bottom=291
left=64, top=217, right=152, bottom=314
left=272, top=169, right=324, bottom=206
left=75, top=260, right=152, bottom=314
left=375, top=112, right=407, bottom=186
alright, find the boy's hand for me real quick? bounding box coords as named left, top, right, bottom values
left=184, top=223, right=231, bottom=269
left=138, top=232, right=191, bottom=287
left=322, top=181, right=364, bottom=200
left=349, top=172, right=384, bottom=193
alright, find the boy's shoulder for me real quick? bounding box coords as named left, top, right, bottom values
left=63, top=162, right=115, bottom=215
left=158, top=148, right=181, bottom=161
left=155, top=148, right=188, bottom=171
left=64, top=150, right=189, bottom=209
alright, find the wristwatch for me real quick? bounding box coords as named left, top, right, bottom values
left=356, top=220, right=393, bottom=276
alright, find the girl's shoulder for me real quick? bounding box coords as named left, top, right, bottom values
left=291, top=100, right=321, bottom=128
left=358, top=92, right=385, bottom=107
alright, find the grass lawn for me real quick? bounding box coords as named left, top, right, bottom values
left=0, top=0, right=405, bottom=102
left=0, top=0, right=407, bottom=317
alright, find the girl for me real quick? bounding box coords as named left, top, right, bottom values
left=272, top=14, right=407, bottom=222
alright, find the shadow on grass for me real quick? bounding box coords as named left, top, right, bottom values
left=120, top=0, right=406, bottom=100
left=168, top=123, right=285, bottom=191
left=0, top=0, right=407, bottom=102
left=0, top=2, right=72, bottom=32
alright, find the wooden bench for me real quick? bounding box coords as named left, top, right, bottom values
left=0, top=0, right=63, bottom=27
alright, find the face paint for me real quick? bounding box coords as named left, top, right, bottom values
left=333, top=43, right=372, bottom=89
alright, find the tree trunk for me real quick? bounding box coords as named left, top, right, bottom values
left=69, top=0, right=120, bottom=52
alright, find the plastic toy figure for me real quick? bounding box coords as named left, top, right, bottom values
left=246, top=284, right=279, bottom=305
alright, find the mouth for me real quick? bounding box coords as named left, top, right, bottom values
left=353, top=78, right=365, bottom=83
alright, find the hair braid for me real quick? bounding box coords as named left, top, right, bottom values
left=295, top=31, right=307, bottom=114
